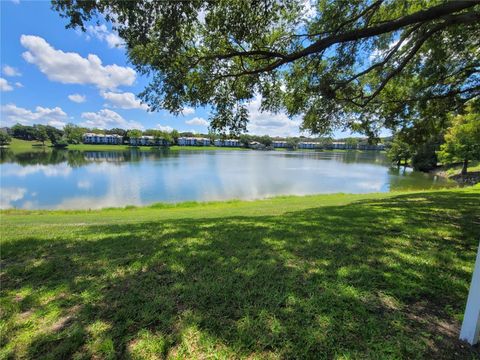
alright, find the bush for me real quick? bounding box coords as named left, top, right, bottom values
left=412, top=143, right=438, bottom=171
left=0, top=131, right=12, bottom=146
left=53, top=138, right=69, bottom=148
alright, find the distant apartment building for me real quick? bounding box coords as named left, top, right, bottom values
left=329, top=142, right=347, bottom=150
left=214, top=139, right=241, bottom=147
left=178, top=137, right=211, bottom=146
left=272, top=141, right=288, bottom=148
left=83, top=133, right=123, bottom=144
left=358, top=143, right=386, bottom=151
left=130, top=135, right=154, bottom=146
left=130, top=136, right=169, bottom=146
left=297, top=142, right=318, bottom=149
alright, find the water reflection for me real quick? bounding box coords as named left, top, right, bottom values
left=0, top=149, right=456, bottom=209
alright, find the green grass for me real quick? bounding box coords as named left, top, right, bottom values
left=442, top=160, right=480, bottom=176
left=4, top=139, right=248, bottom=152
left=2, top=138, right=52, bottom=152
left=3, top=139, right=387, bottom=154
left=1, top=188, right=480, bottom=359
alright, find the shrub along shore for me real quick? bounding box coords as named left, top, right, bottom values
left=1, top=186, right=479, bottom=359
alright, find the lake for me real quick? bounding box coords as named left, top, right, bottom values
left=0, top=148, right=455, bottom=210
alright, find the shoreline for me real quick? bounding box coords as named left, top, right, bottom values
left=431, top=162, right=480, bottom=186
left=2, top=139, right=386, bottom=153
left=2, top=186, right=476, bottom=215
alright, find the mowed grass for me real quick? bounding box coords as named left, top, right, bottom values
left=2, top=138, right=52, bottom=152
left=1, top=188, right=479, bottom=359
left=3, top=139, right=249, bottom=152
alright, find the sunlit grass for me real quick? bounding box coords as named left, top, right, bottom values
left=1, top=187, right=479, bottom=358
left=443, top=160, right=480, bottom=176
left=2, top=138, right=52, bottom=152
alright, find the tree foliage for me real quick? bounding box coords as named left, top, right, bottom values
left=411, top=139, right=439, bottom=172
left=127, top=129, right=143, bottom=139
left=0, top=131, right=12, bottom=146
left=11, top=124, right=38, bottom=140
left=52, top=0, right=479, bottom=137
left=387, top=135, right=412, bottom=166
left=63, top=123, right=87, bottom=144
left=34, top=125, right=49, bottom=145
left=438, top=103, right=480, bottom=174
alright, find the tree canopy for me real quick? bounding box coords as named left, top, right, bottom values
left=439, top=102, right=480, bottom=174
left=0, top=131, right=12, bottom=146
left=52, top=0, right=479, bottom=137
left=127, top=129, right=143, bottom=139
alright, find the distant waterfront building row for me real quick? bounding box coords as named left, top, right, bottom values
left=82, top=133, right=385, bottom=150
left=298, top=142, right=317, bottom=149
left=83, top=133, right=123, bottom=144
left=129, top=136, right=168, bottom=146
left=214, top=139, right=241, bottom=147
left=273, top=141, right=385, bottom=150
left=177, top=137, right=211, bottom=146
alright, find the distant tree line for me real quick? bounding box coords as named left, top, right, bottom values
left=2, top=123, right=388, bottom=149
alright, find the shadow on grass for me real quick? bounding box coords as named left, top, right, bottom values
left=1, top=191, right=479, bottom=359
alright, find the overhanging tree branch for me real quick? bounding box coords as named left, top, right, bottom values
left=202, top=1, right=478, bottom=79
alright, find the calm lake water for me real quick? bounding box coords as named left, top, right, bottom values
left=0, top=148, right=455, bottom=210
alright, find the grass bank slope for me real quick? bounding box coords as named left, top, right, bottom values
left=1, top=188, right=479, bottom=359
left=2, top=138, right=52, bottom=152
left=2, top=139, right=247, bottom=152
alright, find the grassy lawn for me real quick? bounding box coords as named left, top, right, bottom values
left=2, top=138, right=52, bottom=152
left=1, top=187, right=479, bottom=359
left=4, top=139, right=388, bottom=154
left=442, top=160, right=480, bottom=176
left=3, top=139, right=249, bottom=152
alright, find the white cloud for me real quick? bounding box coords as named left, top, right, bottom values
left=3, top=164, right=72, bottom=178
left=2, top=65, right=22, bottom=77
left=155, top=124, right=174, bottom=132
left=15, top=82, right=24, bottom=88
left=300, top=0, right=316, bottom=21
left=11, top=0, right=20, bottom=4
left=369, top=39, right=406, bottom=62
left=68, top=93, right=86, bottom=103
left=80, top=109, right=144, bottom=130
left=77, top=180, right=92, bottom=189
left=185, top=117, right=209, bottom=126
left=0, top=187, right=26, bottom=209
left=246, top=95, right=302, bottom=137
left=0, top=78, right=13, bottom=92
left=87, top=25, right=124, bottom=49
left=20, top=35, right=136, bottom=90
left=182, top=107, right=195, bottom=115
left=1, top=103, right=68, bottom=128
left=101, top=91, right=148, bottom=110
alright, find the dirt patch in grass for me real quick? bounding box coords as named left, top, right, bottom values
left=49, top=305, right=82, bottom=332
left=405, top=301, right=479, bottom=359
left=451, top=171, right=480, bottom=186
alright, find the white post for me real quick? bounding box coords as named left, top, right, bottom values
left=460, top=241, right=480, bottom=345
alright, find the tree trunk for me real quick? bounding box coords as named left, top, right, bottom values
left=461, top=159, right=468, bottom=175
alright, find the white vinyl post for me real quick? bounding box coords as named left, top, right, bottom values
left=460, top=241, right=480, bottom=345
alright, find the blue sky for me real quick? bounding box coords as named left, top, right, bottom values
left=0, top=0, right=384, bottom=138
